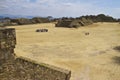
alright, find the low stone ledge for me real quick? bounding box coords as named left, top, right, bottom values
left=15, top=56, right=71, bottom=80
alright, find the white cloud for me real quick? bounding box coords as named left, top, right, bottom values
left=0, top=0, right=119, bottom=18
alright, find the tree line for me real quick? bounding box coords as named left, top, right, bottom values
left=53, top=14, right=119, bottom=22
left=0, top=14, right=119, bottom=27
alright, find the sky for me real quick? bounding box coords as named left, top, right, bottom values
left=0, top=0, right=120, bottom=18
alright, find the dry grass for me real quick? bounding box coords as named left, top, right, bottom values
left=8, top=22, right=120, bottom=80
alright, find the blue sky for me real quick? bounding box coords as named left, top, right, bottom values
left=0, top=0, right=120, bottom=18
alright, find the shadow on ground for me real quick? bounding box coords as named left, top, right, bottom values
left=112, top=56, right=120, bottom=65
left=113, top=46, right=120, bottom=52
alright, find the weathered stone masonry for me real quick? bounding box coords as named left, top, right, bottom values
left=0, top=28, right=71, bottom=80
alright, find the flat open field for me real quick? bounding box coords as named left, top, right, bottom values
left=8, top=23, right=120, bottom=80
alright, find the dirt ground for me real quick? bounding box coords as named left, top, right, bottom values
left=8, top=22, right=120, bottom=80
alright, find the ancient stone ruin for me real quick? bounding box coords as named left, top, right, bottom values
left=0, top=28, right=71, bottom=80
left=36, top=29, right=48, bottom=32
left=56, top=20, right=82, bottom=28
left=55, top=18, right=93, bottom=28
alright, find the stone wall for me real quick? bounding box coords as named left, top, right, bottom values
left=0, top=28, right=16, bottom=62
left=0, top=57, right=71, bottom=80
left=55, top=18, right=93, bottom=28
left=0, top=28, right=71, bottom=80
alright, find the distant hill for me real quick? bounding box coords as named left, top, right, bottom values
left=0, top=14, right=119, bottom=27
left=0, top=14, right=34, bottom=19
